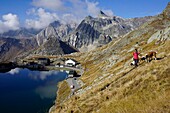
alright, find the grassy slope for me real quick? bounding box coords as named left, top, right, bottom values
left=51, top=4, right=170, bottom=113
left=56, top=81, right=71, bottom=105
left=52, top=40, right=170, bottom=113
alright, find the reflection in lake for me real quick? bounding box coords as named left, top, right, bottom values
left=0, top=68, right=67, bottom=113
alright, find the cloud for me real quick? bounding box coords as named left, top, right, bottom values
left=8, top=68, right=20, bottom=75
left=25, top=8, right=59, bottom=29
left=39, top=71, right=59, bottom=80
left=0, top=13, right=20, bottom=33
left=28, top=70, right=59, bottom=80
left=32, top=0, right=65, bottom=11
left=26, top=8, right=36, bottom=15
left=35, top=85, right=57, bottom=99
left=61, top=13, right=80, bottom=24
left=103, top=9, right=114, bottom=16
left=85, top=0, right=114, bottom=17
left=27, top=0, right=114, bottom=29
left=86, top=0, right=100, bottom=17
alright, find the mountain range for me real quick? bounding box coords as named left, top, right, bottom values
left=0, top=10, right=153, bottom=61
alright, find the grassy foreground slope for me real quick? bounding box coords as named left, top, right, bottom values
left=51, top=3, right=170, bottom=113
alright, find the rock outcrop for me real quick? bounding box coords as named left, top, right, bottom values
left=148, top=27, right=170, bottom=43
left=36, top=21, right=77, bottom=46
left=34, top=36, right=77, bottom=55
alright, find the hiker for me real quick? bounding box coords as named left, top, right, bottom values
left=133, top=49, right=140, bottom=66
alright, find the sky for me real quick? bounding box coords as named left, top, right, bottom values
left=0, top=0, right=169, bottom=33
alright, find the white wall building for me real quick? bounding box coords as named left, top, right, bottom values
left=65, top=59, right=77, bottom=67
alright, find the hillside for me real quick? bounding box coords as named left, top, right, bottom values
left=50, top=3, right=170, bottom=113
left=0, top=37, right=38, bottom=62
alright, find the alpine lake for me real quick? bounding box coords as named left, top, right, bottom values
left=0, top=68, right=67, bottom=113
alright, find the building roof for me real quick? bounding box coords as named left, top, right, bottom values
left=66, top=59, right=79, bottom=63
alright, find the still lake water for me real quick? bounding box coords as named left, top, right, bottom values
left=0, top=68, right=67, bottom=113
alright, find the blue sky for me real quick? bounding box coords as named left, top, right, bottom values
left=0, top=0, right=169, bottom=32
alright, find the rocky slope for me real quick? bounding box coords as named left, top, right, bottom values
left=34, top=36, right=77, bottom=55
left=65, top=11, right=152, bottom=51
left=0, top=37, right=38, bottom=62
left=36, top=21, right=77, bottom=46
left=0, top=28, right=41, bottom=62
left=51, top=2, right=170, bottom=113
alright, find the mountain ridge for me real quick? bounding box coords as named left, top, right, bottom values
left=0, top=37, right=38, bottom=62
left=64, top=13, right=152, bottom=51
left=0, top=10, right=160, bottom=61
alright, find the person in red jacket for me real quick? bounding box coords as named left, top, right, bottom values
left=133, top=49, right=140, bottom=66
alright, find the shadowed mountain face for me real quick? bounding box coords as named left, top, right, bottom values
left=0, top=37, right=38, bottom=62
left=34, top=36, right=77, bottom=55
left=0, top=28, right=40, bottom=61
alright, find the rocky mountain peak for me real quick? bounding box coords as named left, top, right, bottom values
left=49, top=21, right=61, bottom=27
left=85, top=16, right=93, bottom=20
left=163, top=2, right=170, bottom=18
left=98, top=10, right=109, bottom=19
left=65, top=11, right=152, bottom=52
left=36, top=20, right=76, bottom=46
left=99, top=10, right=106, bottom=15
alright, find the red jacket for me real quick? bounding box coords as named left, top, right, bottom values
left=133, top=52, right=140, bottom=59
